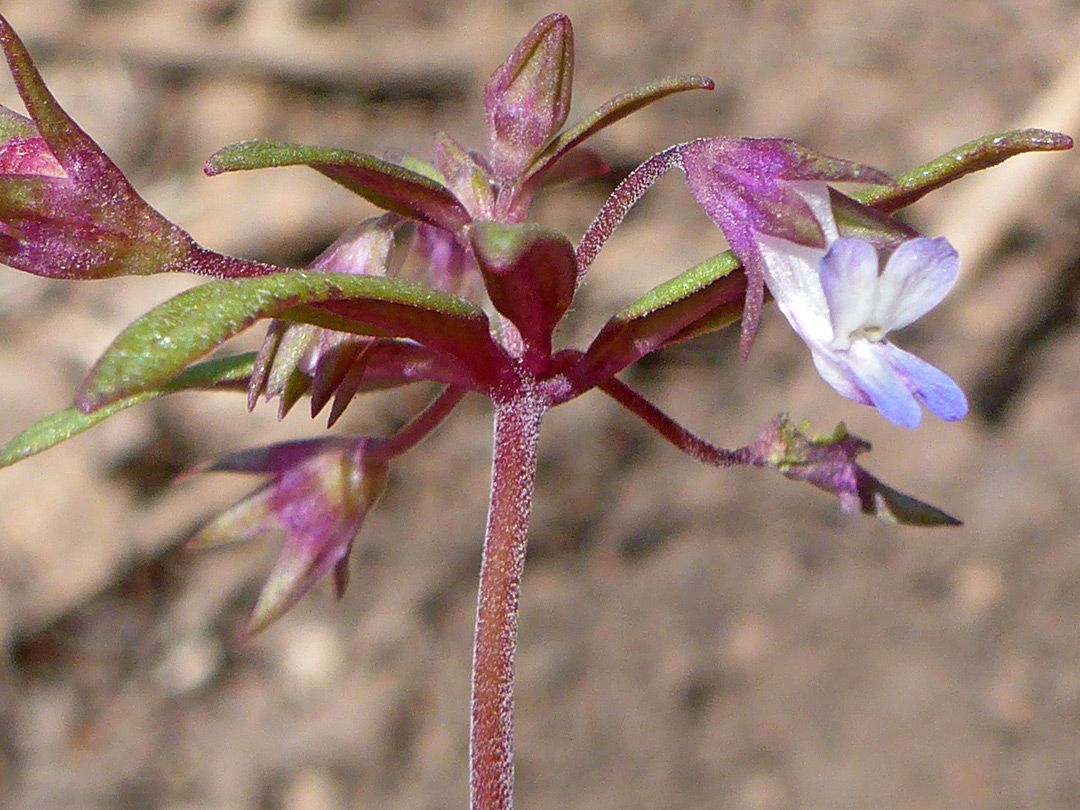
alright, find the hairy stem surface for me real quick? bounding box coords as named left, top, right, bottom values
left=600, top=376, right=756, bottom=467
left=376, top=385, right=467, bottom=459
left=470, top=385, right=544, bottom=810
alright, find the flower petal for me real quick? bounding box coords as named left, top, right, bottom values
left=882, top=343, right=968, bottom=422
left=755, top=231, right=831, bottom=345
left=818, top=237, right=879, bottom=349
left=844, top=340, right=923, bottom=428
left=810, top=347, right=873, bottom=405
left=789, top=181, right=840, bottom=243
left=872, top=237, right=959, bottom=332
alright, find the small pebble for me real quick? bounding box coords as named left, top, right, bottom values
left=722, top=615, right=774, bottom=672
left=156, top=634, right=224, bottom=695
left=951, top=563, right=1005, bottom=624
left=276, top=621, right=345, bottom=697
left=280, top=766, right=344, bottom=810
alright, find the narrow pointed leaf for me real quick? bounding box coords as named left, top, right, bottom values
left=265, top=323, right=317, bottom=402
left=205, top=140, right=471, bottom=232
left=568, top=251, right=745, bottom=390
left=0, top=353, right=255, bottom=468
left=859, top=478, right=962, bottom=526
left=828, top=187, right=920, bottom=247
left=308, top=338, right=365, bottom=417
left=523, top=75, right=714, bottom=186
left=248, top=319, right=287, bottom=409
left=327, top=342, right=377, bottom=427
left=76, top=271, right=503, bottom=412
left=853, top=129, right=1073, bottom=214
left=275, top=366, right=312, bottom=420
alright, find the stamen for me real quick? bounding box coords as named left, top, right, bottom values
left=854, top=325, right=886, bottom=342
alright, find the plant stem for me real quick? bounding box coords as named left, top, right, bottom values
left=574, top=145, right=680, bottom=282
left=599, top=376, right=755, bottom=467
left=470, top=386, right=544, bottom=810
left=376, top=385, right=467, bottom=459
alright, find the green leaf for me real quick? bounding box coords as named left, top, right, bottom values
left=617, top=250, right=741, bottom=321
left=204, top=140, right=471, bottom=232
left=570, top=251, right=745, bottom=388
left=0, top=352, right=255, bottom=468
left=76, top=271, right=501, bottom=412
left=853, top=128, right=1073, bottom=213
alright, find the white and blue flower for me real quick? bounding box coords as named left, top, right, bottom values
left=755, top=182, right=967, bottom=429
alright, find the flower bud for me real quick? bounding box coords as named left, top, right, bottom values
left=189, top=437, right=390, bottom=638
left=484, top=13, right=573, bottom=178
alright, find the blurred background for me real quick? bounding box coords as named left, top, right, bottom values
left=0, top=1, right=1078, bottom=808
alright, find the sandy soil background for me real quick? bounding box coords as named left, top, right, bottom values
left=0, top=1, right=1079, bottom=808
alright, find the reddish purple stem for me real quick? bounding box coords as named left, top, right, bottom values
left=375, top=385, right=468, bottom=460
left=574, top=145, right=681, bottom=282
left=599, top=376, right=758, bottom=467
left=470, top=385, right=544, bottom=810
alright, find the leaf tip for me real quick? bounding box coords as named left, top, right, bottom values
left=73, top=388, right=104, bottom=415
left=203, top=152, right=227, bottom=177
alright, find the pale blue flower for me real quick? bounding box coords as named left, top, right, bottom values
left=755, top=183, right=967, bottom=429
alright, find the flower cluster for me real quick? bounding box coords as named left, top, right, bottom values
left=0, top=13, right=1070, bottom=808
left=0, top=11, right=1069, bottom=631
